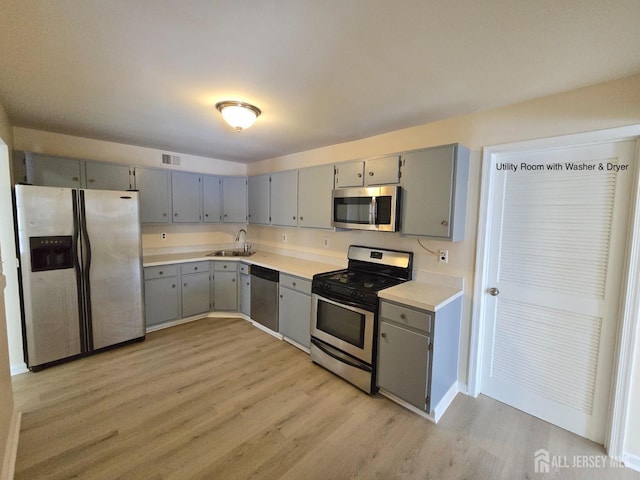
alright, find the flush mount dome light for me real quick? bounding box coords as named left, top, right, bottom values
left=215, top=101, right=261, bottom=131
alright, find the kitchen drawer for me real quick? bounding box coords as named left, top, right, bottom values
left=180, top=261, right=210, bottom=275
left=380, top=301, right=431, bottom=334
left=144, top=265, right=178, bottom=280
left=239, top=263, right=250, bottom=275
left=279, top=273, right=311, bottom=294
left=213, top=261, right=237, bottom=272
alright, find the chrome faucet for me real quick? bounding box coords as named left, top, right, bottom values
left=235, top=229, right=249, bottom=251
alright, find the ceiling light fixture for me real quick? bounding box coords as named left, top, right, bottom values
left=215, top=101, right=261, bottom=131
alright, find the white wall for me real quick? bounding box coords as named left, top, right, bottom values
left=0, top=101, right=17, bottom=478
left=13, top=127, right=246, bottom=176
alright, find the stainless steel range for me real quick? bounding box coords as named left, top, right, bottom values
left=311, top=245, right=413, bottom=393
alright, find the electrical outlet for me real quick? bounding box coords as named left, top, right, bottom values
left=439, top=249, right=448, bottom=264
left=161, top=233, right=167, bottom=240
left=323, top=238, right=329, bottom=248
left=282, top=233, right=287, bottom=243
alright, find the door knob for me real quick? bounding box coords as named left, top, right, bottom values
left=488, top=287, right=500, bottom=296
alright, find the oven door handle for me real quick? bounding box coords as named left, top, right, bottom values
left=313, top=293, right=374, bottom=313
left=311, top=338, right=371, bottom=372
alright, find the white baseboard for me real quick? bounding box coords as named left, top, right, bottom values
left=379, top=382, right=460, bottom=424
left=250, top=321, right=283, bottom=340
left=283, top=337, right=310, bottom=354
left=10, top=363, right=28, bottom=376
left=1, top=411, right=21, bottom=480
left=623, top=453, right=640, bottom=472
left=379, top=388, right=435, bottom=423
left=431, top=382, right=460, bottom=423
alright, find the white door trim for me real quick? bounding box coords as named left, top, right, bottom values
left=469, top=124, right=640, bottom=459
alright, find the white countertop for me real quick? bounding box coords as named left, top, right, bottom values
left=378, top=281, right=463, bottom=312
left=144, top=250, right=463, bottom=309
left=143, top=250, right=341, bottom=280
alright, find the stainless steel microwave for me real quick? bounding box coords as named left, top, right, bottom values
left=332, top=186, right=401, bottom=232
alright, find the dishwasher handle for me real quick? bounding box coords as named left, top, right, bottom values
left=250, top=264, right=279, bottom=282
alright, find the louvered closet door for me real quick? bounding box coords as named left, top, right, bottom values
left=481, top=140, right=636, bottom=443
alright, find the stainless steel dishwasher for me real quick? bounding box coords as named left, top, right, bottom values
left=250, top=265, right=279, bottom=331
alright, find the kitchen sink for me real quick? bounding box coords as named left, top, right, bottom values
left=207, top=249, right=255, bottom=257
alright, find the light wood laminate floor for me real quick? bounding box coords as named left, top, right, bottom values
left=12, top=317, right=640, bottom=480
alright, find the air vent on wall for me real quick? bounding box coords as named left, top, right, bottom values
left=161, top=154, right=181, bottom=166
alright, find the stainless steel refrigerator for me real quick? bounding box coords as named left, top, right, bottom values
left=15, top=184, right=145, bottom=370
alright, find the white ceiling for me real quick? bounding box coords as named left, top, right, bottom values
left=1, top=0, right=639, bottom=163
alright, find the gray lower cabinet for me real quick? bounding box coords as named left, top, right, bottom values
left=377, top=297, right=461, bottom=416
left=400, top=144, right=470, bottom=241
left=239, top=263, right=251, bottom=316
left=134, top=167, right=171, bottom=224
left=278, top=273, right=311, bottom=349
left=212, top=262, right=238, bottom=311
left=180, top=262, right=211, bottom=317
left=144, top=266, right=180, bottom=327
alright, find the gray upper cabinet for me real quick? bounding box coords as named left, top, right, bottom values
left=298, top=164, right=334, bottom=229
left=364, top=155, right=401, bottom=186
left=202, top=175, right=222, bottom=223
left=25, top=154, right=83, bottom=188
left=270, top=170, right=298, bottom=227
left=334, top=155, right=401, bottom=188
left=134, top=167, right=171, bottom=224
left=24, top=153, right=133, bottom=190
left=84, top=161, right=132, bottom=191
left=171, top=171, right=202, bottom=223
left=400, top=144, right=470, bottom=241
left=334, top=161, right=364, bottom=188
left=222, top=176, right=248, bottom=223
left=248, top=174, right=270, bottom=225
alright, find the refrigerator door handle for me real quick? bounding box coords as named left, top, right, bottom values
left=72, top=189, right=89, bottom=353
left=79, top=190, right=94, bottom=351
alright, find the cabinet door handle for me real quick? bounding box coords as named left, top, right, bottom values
left=223, top=265, right=227, bottom=269
left=489, top=287, right=500, bottom=296
left=357, top=173, right=362, bottom=178
left=381, top=332, right=387, bottom=338
left=174, top=213, right=178, bottom=217
left=293, top=216, right=296, bottom=220
left=163, top=213, right=167, bottom=217
left=88, top=178, right=95, bottom=183
left=292, top=282, right=296, bottom=287
left=231, top=278, right=235, bottom=282
left=280, top=294, right=283, bottom=298
left=184, top=283, right=188, bottom=287
left=368, top=171, right=374, bottom=176
left=224, top=214, right=228, bottom=218
left=172, top=284, right=176, bottom=288
left=400, top=314, right=406, bottom=320
left=159, top=271, right=163, bottom=275
left=194, top=267, right=198, bottom=270
left=205, top=214, right=209, bottom=217
left=300, top=216, right=304, bottom=221
left=441, top=220, right=449, bottom=226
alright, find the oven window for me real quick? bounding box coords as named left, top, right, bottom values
left=334, top=197, right=372, bottom=224
left=317, top=299, right=365, bottom=348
